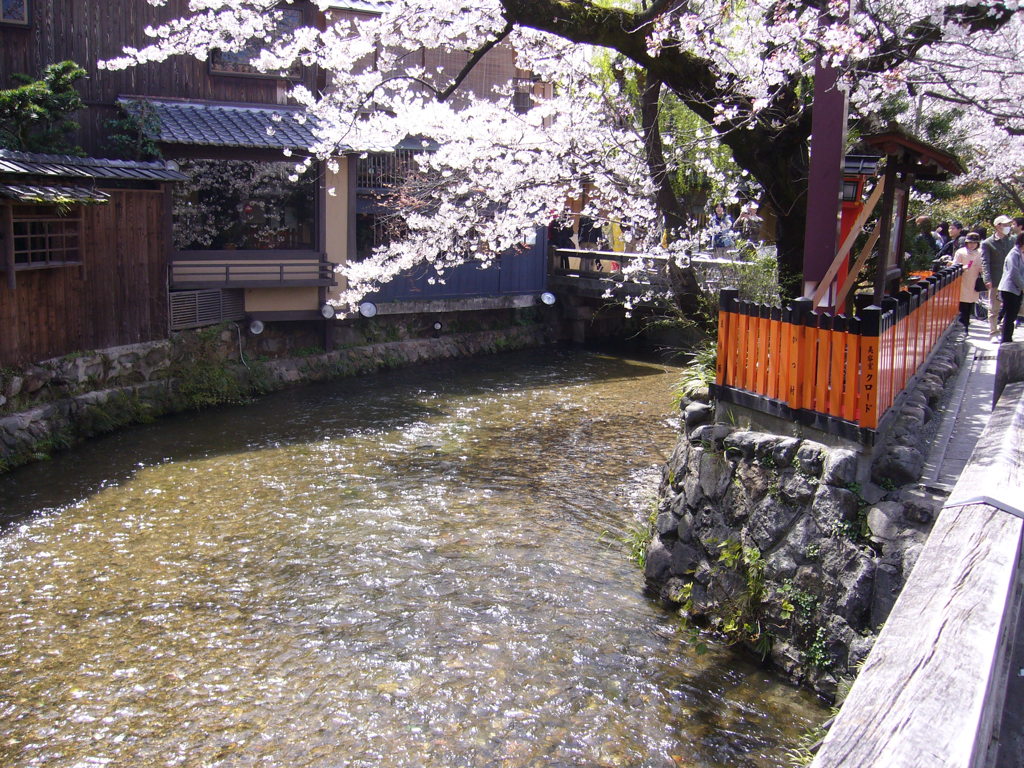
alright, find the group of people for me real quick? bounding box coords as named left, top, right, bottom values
left=709, top=202, right=764, bottom=257
left=929, top=215, right=1024, bottom=343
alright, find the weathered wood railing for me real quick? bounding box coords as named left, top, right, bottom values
left=713, top=266, right=962, bottom=442
left=550, top=248, right=761, bottom=292
left=811, top=380, right=1024, bottom=767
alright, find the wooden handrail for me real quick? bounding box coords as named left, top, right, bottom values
left=811, top=381, right=1024, bottom=767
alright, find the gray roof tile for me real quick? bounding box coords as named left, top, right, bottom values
left=0, top=149, right=186, bottom=181
left=0, top=183, right=111, bottom=203
left=125, top=98, right=320, bottom=151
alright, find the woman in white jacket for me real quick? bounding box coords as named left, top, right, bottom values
left=998, top=232, right=1024, bottom=343
left=952, top=232, right=985, bottom=329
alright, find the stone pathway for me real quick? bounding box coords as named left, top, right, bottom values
left=919, top=321, right=998, bottom=491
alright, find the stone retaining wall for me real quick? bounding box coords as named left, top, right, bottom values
left=647, top=330, right=966, bottom=697
left=0, top=324, right=550, bottom=473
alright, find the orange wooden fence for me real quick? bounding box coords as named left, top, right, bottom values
left=714, top=266, right=963, bottom=441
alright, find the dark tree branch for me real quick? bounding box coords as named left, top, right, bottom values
left=437, top=20, right=515, bottom=102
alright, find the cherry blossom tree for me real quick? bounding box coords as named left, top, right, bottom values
left=103, top=0, right=1024, bottom=306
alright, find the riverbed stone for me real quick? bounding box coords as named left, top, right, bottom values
left=780, top=470, right=817, bottom=505
left=645, top=538, right=673, bottom=584
left=698, top=450, right=733, bottom=500
left=771, top=437, right=801, bottom=467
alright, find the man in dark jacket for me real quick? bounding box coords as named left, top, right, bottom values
left=982, top=215, right=1015, bottom=339
left=938, top=221, right=965, bottom=261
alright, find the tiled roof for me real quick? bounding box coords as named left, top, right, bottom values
left=0, top=184, right=111, bottom=204
left=125, top=98, right=320, bottom=150
left=0, top=149, right=186, bottom=181
left=324, top=1, right=388, bottom=13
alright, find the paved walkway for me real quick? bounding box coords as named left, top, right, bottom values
left=920, top=321, right=999, bottom=491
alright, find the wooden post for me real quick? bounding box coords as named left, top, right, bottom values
left=881, top=296, right=899, bottom=415
left=1, top=203, right=14, bottom=291
left=744, top=301, right=759, bottom=393
left=768, top=306, right=783, bottom=401
left=858, top=306, right=882, bottom=429
left=829, top=314, right=847, bottom=417
left=755, top=304, right=770, bottom=395
left=716, top=289, right=739, bottom=387
left=872, top=161, right=900, bottom=304
left=788, top=298, right=814, bottom=410
left=815, top=313, right=832, bottom=414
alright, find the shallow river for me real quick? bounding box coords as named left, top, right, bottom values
left=0, top=349, right=824, bottom=767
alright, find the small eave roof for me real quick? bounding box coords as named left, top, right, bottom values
left=0, top=149, right=186, bottom=181
left=0, top=184, right=111, bottom=204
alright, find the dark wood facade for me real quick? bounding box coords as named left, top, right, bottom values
left=0, top=188, right=169, bottom=366
left=0, top=0, right=323, bottom=157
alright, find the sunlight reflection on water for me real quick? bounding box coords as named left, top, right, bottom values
left=0, top=349, right=824, bottom=767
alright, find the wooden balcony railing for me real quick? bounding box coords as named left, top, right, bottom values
left=713, top=265, right=963, bottom=442
left=169, top=251, right=336, bottom=289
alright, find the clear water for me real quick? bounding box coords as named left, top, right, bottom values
left=0, top=349, right=824, bottom=767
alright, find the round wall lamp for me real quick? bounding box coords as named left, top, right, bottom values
left=432, top=321, right=443, bottom=332
left=249, top=319, right=265, bottom=335
left=539, top=291, right=557, bottom=306
left=320, top=303, right=336, bottom=319
left=358, top=301, right=378, bottom=318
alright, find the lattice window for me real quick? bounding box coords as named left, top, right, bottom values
left=356, top=150, right=421, bottom=190
left=0, top=0, right=29, bottom=26
left=10, top=205, right=82, bottom=268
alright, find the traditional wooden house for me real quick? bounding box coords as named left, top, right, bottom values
left=1, top=0, right=551, bottom=364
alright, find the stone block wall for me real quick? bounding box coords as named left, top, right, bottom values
left=648, top=331, right=966, bottom=697
left=0, top=321, right=551, bottom=473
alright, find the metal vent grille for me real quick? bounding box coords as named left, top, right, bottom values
left=169, top=289, right=245, bottom=330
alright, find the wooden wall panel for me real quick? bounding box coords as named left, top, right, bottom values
left=1, top=0, right=321, bottom=157
left=0, top=191, right=167, bottom=367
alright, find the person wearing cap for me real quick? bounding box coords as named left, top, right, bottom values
left=982, top=215, right=1015, bottom=338
left=998, top=232, right=1024, bottom=343
left=953, top=232, right=985, bottom=329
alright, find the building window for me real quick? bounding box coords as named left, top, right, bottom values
left=172, top=159, right=316, bottom=251
left=210, top=8, right=302, bottom=78
left=1, top=0, right=29, bottom=26
left=9, top=204, right=81, bottom=267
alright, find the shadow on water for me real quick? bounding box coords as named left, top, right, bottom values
left=0, top=348, right=667, bottom=527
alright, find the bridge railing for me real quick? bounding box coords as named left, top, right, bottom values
left=549, top=247, right=761, bottom=292
left=810, top=380, right=1024, bottom=767
left=713, top=266, right=962, bottom=442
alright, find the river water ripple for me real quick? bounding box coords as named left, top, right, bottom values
left=0, top=349, right=824, bottom=767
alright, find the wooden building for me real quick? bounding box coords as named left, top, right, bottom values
left=0, top=150, right=183, bottom=366
left=1, top=0, right=550, bottom=361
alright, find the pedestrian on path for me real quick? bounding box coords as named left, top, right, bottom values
left=982, top=215, right=1015, bottom=339
left=998, top=232, right=1024, bottom=343
left=953, top=232, right=985, bottom=329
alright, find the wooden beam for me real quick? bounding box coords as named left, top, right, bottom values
left=811, top=176, right=886, bottom=308
left=834, top=226, right=881, bottom=311
left=1, top=204, right=14, bottom=291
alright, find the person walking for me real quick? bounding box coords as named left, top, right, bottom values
left=981, top=215, right=1014, bottom=339
left=710, top=203, right=735, bottom=258
left=953, top=232, right=985, bottom=329
left=998, top=232, right=1024, bottom=343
